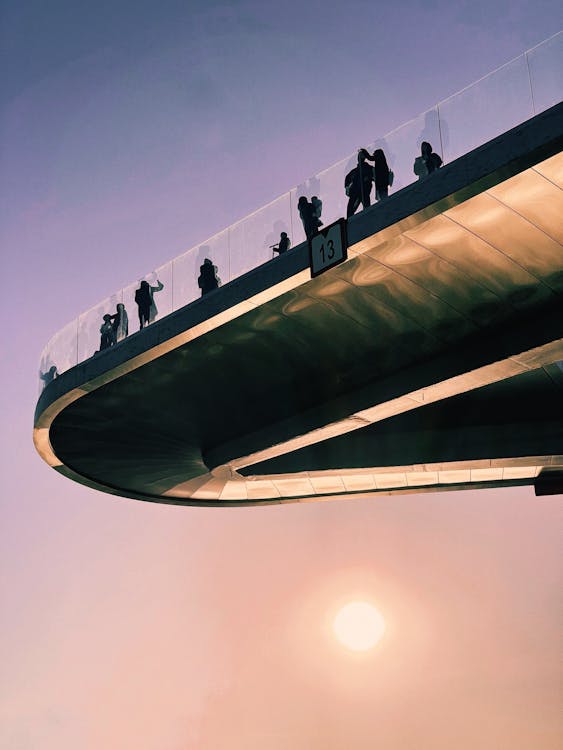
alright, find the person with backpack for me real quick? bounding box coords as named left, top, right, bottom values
left=298, top=196, right=321, bottom=241
left=197, top=258, right=221, bottom=296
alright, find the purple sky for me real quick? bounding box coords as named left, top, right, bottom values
left=1, top=2, right=562, bottom=748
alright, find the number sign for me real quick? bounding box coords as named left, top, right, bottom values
left=309, top=219, right=348, bottom=278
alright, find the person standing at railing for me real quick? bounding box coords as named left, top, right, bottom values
left=99, top=314, right=116, bottom=350
left=345, top=148, right=374, bottom=217
left=135, top=279, right=164, bottom=329
left=414, top=141, right=443, bottom=179
left=298, top=196, right=321, bottom=241
left=40, top=365, right=57, bottom=388
left=271, top=232, right=291, bottom=256
left=110, top=302, right=128, bottom=342
left=311, top=196, right=323, bottom=228
left=198, top=258, right=221, bottom=296
left=370, top=148, right=392, bottom=201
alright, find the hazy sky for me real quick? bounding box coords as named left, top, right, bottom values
left=1, top=2, right=562, bottom=748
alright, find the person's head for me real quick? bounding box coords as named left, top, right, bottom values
left=298, top=196, right=307, bottom=207
left=311, top=196, right=318, bottom=202
left=358, top=148, right=369, bottom=163
left=203, top=258, right=213, bottom=266
left=116, top=303, right=124, bottom=312
left=103, top=314, right=112, bottom=322
left=140, top=280, right=149, bottom=290
left=280, top=232, right=287, bottom=239
left=372, top=148, right=388, bottom=169
left=421, top=141, right=432, bottom=157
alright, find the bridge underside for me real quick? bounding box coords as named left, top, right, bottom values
left=35, top=106, right=563, bottom=505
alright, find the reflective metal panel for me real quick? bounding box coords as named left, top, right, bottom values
left=488, top=168, right=563, bottom=244
left=533, top=152, right=563, bottom=187
left=404, top=213, right=553, bottom=313
left=445, top=192, right=563, bottom=290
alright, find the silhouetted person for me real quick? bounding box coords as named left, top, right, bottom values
left=40, top=365, right=57, bottom=387
left=311, top=196, right=323, bottom=227
left=345, top=148, right=374, bottom=217
left=99, top=314, right=116, bottom=350
left=135, top=279, right=164, bottom=329
left=198, top=258, right=220, bottom=296
left=271, top=231, right=291, bottom=255
left=298, top=196, right=320, bottom=241
left=370, top=148, right=392, bottom=201
left=414, top=141, right=443, bottom=179
left=413, top=151, right=428, bottom=179
left=110, top=302, right=128, bottom=342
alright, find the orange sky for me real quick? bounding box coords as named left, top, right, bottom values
left=2, top=486, right=561, bottom=748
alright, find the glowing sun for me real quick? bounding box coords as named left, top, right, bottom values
left=333, top=601, right=385, bottom=651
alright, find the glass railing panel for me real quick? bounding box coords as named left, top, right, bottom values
left=122, top=280, right=141, bottom=337
left=38, top=319, right=78, bottom=391
left=438, top=54, right=533, bottom=164
left=173, top=230, right=229, bottom=308
left=151, top=261, right=174, bottom=319
left=77, top=292, right=123, bottom=363
left=172, top=246, right=199, bottom=310
left=526, top=32, right=563, bottom=115
left=288, top=188, right=307, bottom=247
left=229, top=193, right=292, bottom=280
left=379, top=107, right=443, bottom=192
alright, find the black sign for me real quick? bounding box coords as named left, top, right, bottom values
left=309, top=219, right=348, bottom=278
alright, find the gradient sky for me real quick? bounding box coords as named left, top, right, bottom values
left=1, top=2, right=562, bottom=748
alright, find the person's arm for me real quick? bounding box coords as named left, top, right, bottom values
left=151, top=280, right=164, bottom=292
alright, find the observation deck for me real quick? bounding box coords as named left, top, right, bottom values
left=34, top=36, right=563, bottom=505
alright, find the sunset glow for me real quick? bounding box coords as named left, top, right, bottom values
left=333, top=602, right=385, bottom=652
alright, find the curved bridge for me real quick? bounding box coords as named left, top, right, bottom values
left=34, top=105, right=563, bottom=504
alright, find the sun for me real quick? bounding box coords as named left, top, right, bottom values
left=333, top=601, right=385, bottom=652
